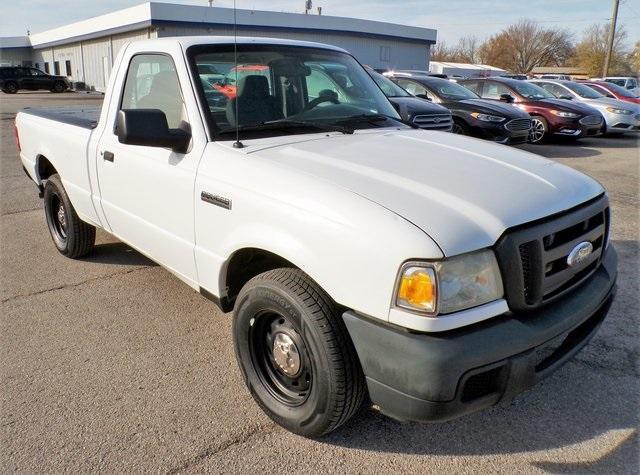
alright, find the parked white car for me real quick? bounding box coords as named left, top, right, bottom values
left=530, top=79, right=640, bottom=134
left=15, top=37, right=617, bottom=437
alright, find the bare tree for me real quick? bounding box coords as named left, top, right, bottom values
left=431, top=41, right=456, bottom=62
left=455, top=36, right=480, bottom=63
left=571, top=24, right=632, bottom=76
left=477, top=20, right=573, bottom=73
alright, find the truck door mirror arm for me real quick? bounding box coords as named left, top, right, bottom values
left=116, top=109, right=191, bottom=154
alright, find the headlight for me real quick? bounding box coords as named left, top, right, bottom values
left=606, top=107, right=633, bottom=115
left=550, top=110, right=579, bottom=118
left=395, top=250, right=503, bottom=315
left=470, top=112, right=505, bottom=123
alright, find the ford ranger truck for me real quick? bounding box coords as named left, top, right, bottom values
left=15, top=37, right=617, bottom=438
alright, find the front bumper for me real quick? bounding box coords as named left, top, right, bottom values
left=604, top=112, right=640, bottom=133
left=343, top=245, right=617, bottom=423
left=470, top=120, right=529, bottom=145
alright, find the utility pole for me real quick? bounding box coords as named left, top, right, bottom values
left=602, top=0, right=620, bottom=77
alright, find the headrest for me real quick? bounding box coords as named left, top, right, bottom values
left=238, top=75, right=270, bottom=99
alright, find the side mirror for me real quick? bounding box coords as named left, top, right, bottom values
left=116, top=109, right=190, bottom=153
left=416, top=93, right=432, bottom=101
left=499, top=93, right=515, bottom=103
left=558, top=95, right=573, bottom=100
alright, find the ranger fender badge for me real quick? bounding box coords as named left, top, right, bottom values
left=201, top=191, right=232, bottom=210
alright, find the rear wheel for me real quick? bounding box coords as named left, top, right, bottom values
left=44, top=174, right=95, bottom=258
left=529, top=116, right=548, bottom=143
left=233, top=268, right=366, bottom=437
left=2, top=81, right=18, bottom=94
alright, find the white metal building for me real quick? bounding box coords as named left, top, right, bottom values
left=429, top=61, right=506, bottom=78
left=0, top=2, right=437, bottom=92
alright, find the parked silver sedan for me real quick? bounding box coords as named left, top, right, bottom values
left=529, top=79, right=640, bottom=135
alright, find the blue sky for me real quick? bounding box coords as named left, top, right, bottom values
left=2, top=0, right=639, bottom=47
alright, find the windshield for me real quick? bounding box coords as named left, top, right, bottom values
left=190, top=44, right=401, bottom=138
left=605, top=78, right=627, bottom=87
left=512, top=81, right=555, bottom=99
left=430, top=79, right=478, bottom=100
left=562, top=81, right=605, bottom=99
left=369, top=70, right=410, bottom=97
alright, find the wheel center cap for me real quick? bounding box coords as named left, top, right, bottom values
left=272, top=332, right=301, bottom=376
left=57, top=207, right=66, bottom=228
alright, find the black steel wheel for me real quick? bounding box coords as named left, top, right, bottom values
left=43, top=174, right=95, bottom=258
left=233, top=268, right=366, bottom=437
left=249, top=311, right=313, bottom=406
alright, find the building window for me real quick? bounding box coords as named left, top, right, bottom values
left=34, top=63, right=39, bottom=70
left=379, top=46, right=391, bottom=62
left=44, top=63, right=50, bottom=74
left=65, top=60, right=72, bottom=76
left=54, top=61, right=60, bottom=75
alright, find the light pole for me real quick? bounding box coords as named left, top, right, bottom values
left=602, top=0, right=620, bottom=77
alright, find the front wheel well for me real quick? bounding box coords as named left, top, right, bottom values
left=220, top=248, right=297, bottom=312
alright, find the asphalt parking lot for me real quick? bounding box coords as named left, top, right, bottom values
left=1, top=92, right=638, bottom=473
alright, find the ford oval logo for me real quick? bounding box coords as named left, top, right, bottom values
left=567, top=241, right=593, bottom=268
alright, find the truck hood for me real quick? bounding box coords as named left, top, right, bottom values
left=246, top=129, right=604, bottom=256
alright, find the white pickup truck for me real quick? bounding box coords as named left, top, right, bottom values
left=15, top=37, right=617, bottom=437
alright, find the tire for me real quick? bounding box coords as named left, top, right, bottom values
left=529, top=116, right=548, bottom=143
left=233, top=268, right=366, bottom=437
left=2, top=81, right=18, bottom=94
left=43, top=174, right=95, bottom=258
left=52, top=81, right=66, bottom=93
left=451, top=120, right=469, bottom=135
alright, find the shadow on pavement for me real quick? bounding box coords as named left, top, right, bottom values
left=85, top=241, right=156, bottom=267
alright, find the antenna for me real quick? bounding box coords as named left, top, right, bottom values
left=232, top=0, right=244, bottom=148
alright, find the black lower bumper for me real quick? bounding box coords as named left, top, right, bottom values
left=343, top=246, right=617, bottom=423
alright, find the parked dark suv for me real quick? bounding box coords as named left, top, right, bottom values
left=386, top=72, right=531, bottom=144
left=457, top=77, right=603, bottom=143
left=0, top=67, right=70, bottom=94
left=367, top=68, right=453, bottom=132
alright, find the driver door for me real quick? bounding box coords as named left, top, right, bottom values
left=96, top=52, right=205, bottom=285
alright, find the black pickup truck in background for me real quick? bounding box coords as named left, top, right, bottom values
left=0, top=67, right=70, bottom=94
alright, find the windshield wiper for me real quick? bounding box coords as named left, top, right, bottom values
left=338, top=113, right=418, bottom=129
left=216, top=118, right=354, bottom=136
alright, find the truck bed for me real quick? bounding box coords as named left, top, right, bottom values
left=21, top=106, right=101, bottom=130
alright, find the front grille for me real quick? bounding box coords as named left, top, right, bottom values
left=495, top=195, right=609, bottom=311
left=413, top=113, right=453, bottom=131
left=505, top=118, right=531, bottom=132
left=579, top=115, right=603, bottom=126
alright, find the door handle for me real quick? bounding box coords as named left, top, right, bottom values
left=102, top=151, right=115, bottom=162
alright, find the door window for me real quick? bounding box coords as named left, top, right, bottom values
left=395, top=79, right=428, bottom=97
left=29, top=68, right=46, bottom=76
left=306, top=67, right=345, bottom=101
left=537, top=82, right=567, bottom=97
left=120, top=54, right=186, bottom=129
left=482, top=82, right=512, bottom=99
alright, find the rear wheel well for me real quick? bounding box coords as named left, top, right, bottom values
left=36, top=155, right=57, bottom=183
left=220, top=248, right=297, bottom=312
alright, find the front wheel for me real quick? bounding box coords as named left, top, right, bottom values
left=451, top=120, right=469, bottom=135
left=233, top=268, right=366, bottom=437
left=52, top=81, right=66, bottom=93
left=44, top=174, right=95, bottom=258
left=529, top=116, right=548, bottom=143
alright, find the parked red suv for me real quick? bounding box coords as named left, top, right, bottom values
left=457, top=77, right=603, bottom=143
